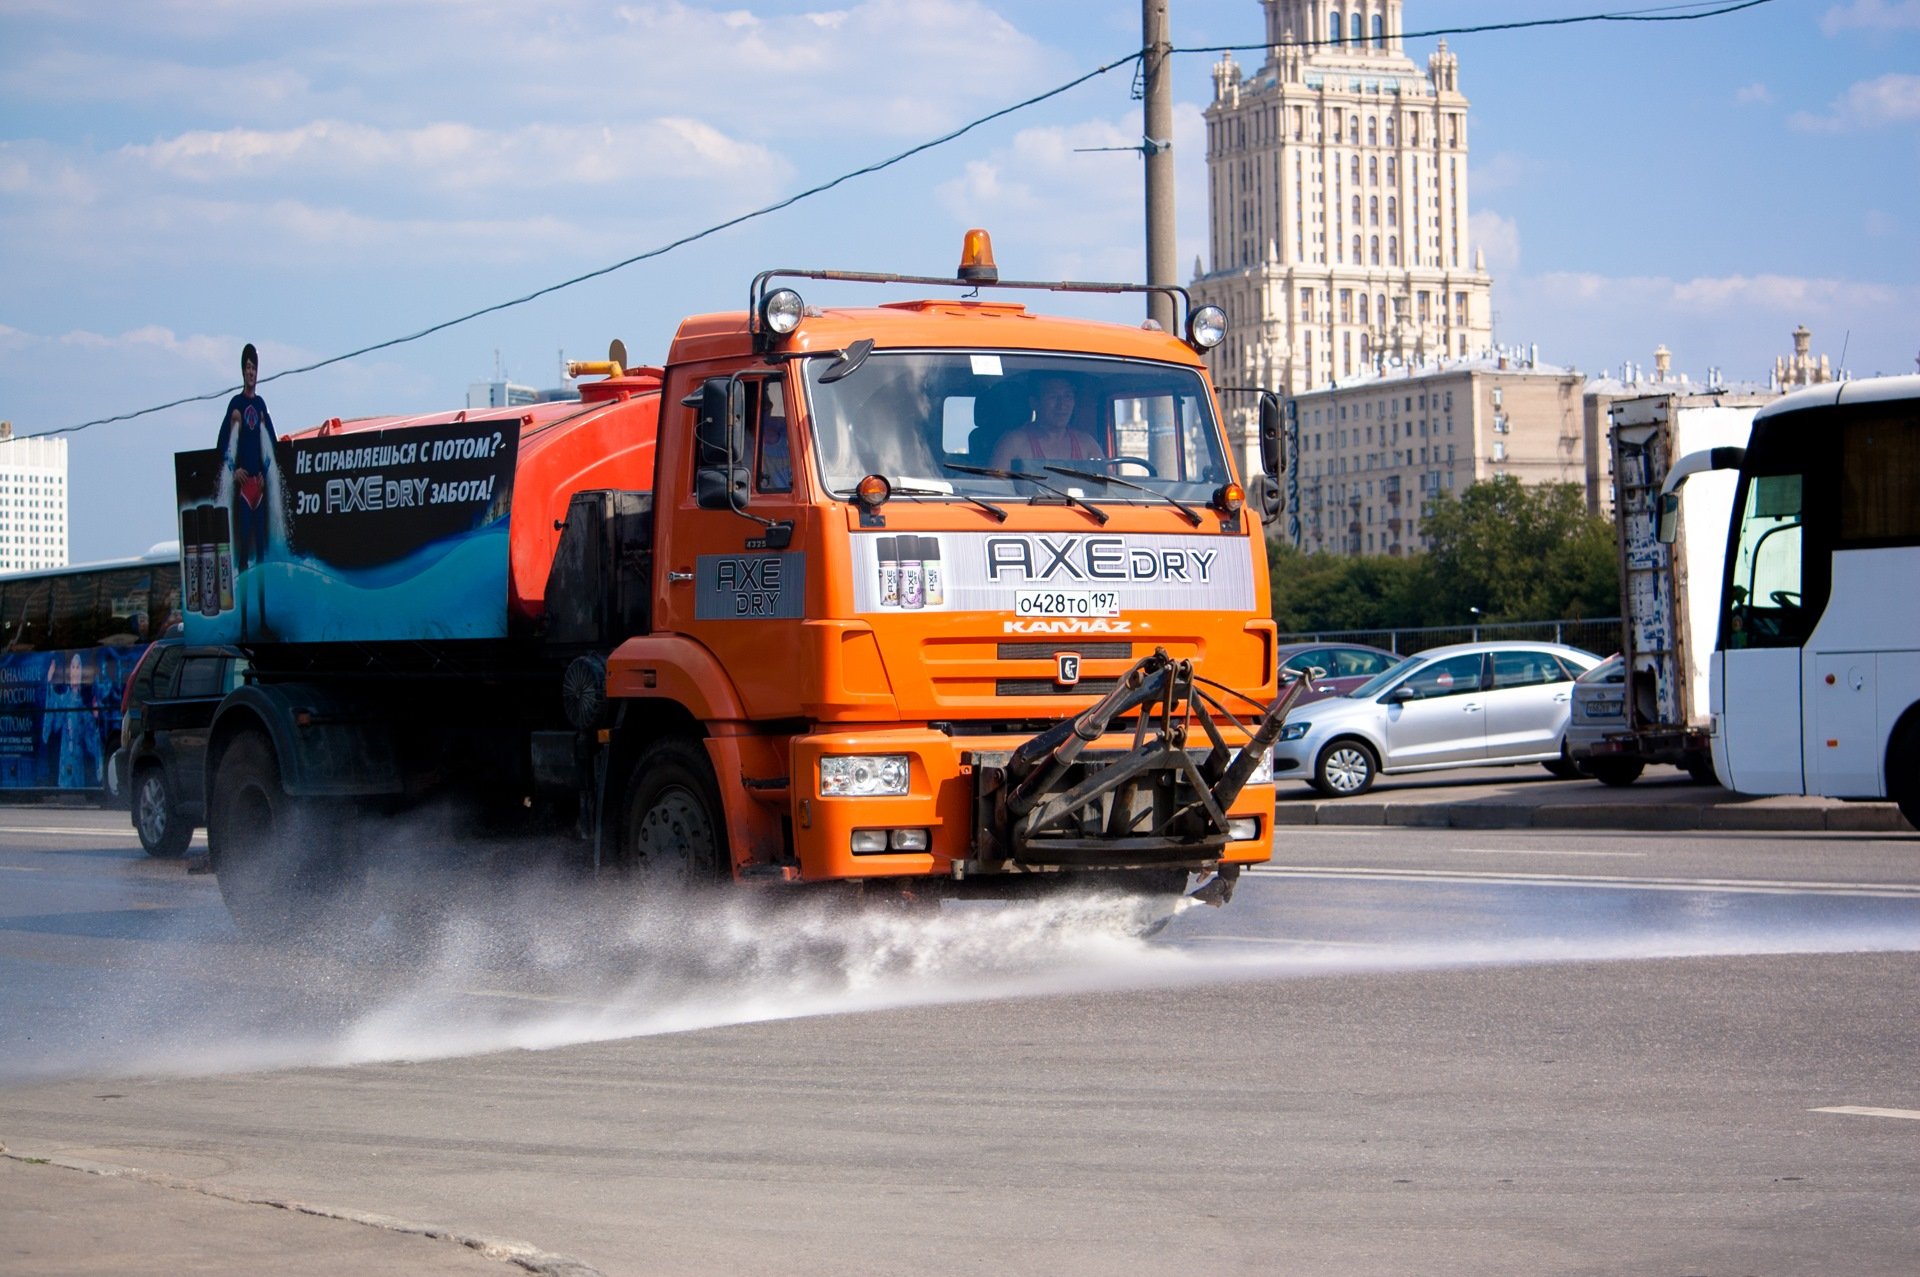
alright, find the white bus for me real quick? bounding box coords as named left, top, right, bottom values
left=1661, top=374, right=1920, bottom=829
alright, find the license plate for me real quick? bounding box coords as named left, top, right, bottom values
left=1583, top=699, right=1623, bottom=718
left=1014, top=590, right=1121, bottom=617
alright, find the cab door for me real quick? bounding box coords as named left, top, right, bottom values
left=655, top=369, right=809, bottom=718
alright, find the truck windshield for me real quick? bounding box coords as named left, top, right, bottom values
left=803, top=351, right=1232, bottom=504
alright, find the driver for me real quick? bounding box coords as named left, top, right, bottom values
left=990, top=375, right=1103, bottom=470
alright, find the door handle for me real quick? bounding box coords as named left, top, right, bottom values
left=667, top=570, right=694, bottom=584
left=1462, top=702, right=1481, bottom=712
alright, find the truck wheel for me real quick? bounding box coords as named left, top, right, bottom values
left=1313, top=737, right=1377, bottom=797
left=1542, top=739, right=1583, bottom=780
left=619, top=739, right=729, bottom=889
left=133, top=765, right=193, bottom=858
left=1683, top=752, right=1719, bottom=786
left=1588, top=758, right=1644, bottom=788
left=207, top=731, right=336, bottom=939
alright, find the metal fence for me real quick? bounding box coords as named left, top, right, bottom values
left=1276, top=617, right=1624, bottom=658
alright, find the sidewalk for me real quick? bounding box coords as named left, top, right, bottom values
left=1274, top=764, right=1916, bottom=833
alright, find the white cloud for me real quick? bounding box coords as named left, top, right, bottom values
left=932, top=103, right=1209, bottom=286
left=1735, top=82, right=1773, bottom=106
left=1468, top=151, right=1531, bottom=194
left=1469, top=210, right=1521, bottom=280
left=1821, top=0, right=1920, bottom=34
left=122, top=118, right=788, bottom=190
left=1790, top=72, right=1920, bottom=132
left=1499, top=269, right=1918, bottom=382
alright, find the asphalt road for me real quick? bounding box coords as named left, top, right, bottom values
left=4, top=809, right=1919, bottom=1276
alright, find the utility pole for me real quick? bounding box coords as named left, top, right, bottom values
left=1142, top=0, right=1176, bottom=333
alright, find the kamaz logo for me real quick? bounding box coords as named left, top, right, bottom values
left=1056, top=653, right=1081, bottom=686
left=983, top=535, right=1217, bottom=584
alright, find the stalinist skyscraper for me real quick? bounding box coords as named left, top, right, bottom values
left=1193, top=1, right=1494, bottom=403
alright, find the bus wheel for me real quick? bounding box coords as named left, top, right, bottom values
left=1892, top=718, right=1920, bottom=834
left=619, top=739, right=728, bottom=891
left=208, top=731, right=335, bottom=940
left=133, top=765, right=192, bottom=858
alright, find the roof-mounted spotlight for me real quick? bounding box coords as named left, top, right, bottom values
left=761, top=287, right=805, bottom=338
left=1187, top=304, right=1227, bottom=351
left=957, top=228, right=999, bottom=284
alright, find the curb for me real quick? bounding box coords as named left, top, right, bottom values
left=1274, top=797, right=1915, bottom=834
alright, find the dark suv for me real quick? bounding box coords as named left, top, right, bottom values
left=117, top=636, right=247, bottom=857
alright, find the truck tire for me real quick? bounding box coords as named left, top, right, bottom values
left=207, top=731, right=338, bottom=939
left=1683, top=751, right=1719, bottom=786
left=1313, top=737, right=1377, bottom=797
left=133, top=764, right=193, bottom=858
left=1588, top=758, right=1644, bottom=788
left=1542, top=739, right=1582, bottom=780
left=619, top=738, right=729, bottom=889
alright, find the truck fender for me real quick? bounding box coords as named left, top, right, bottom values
left=605, top=634, right=750, bottom=723
left=209, top=683, right=406, bottom=799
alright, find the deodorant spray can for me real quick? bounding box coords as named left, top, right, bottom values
left=212, top=506, right=234, bottom=613
left=922, top=536, right=944, bottom=607
left=198, top=509, right=218, bottom=617
left=877, top=536, right=899, bottom=608
left=183, top=507, right=203, bottom=616
left=899, top=535, right=924, bottom=610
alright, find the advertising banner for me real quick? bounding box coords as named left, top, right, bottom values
left=176, top=418, right=521, bottom=645
left=0, top=646, right=143, bottom=790
left=848, top=530, right=1255, bottom=622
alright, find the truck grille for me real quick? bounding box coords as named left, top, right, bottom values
left=996, top=641, right=1133, bottom=661
left=995, top=678, right=1121, bottom=697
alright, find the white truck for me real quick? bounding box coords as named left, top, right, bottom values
left=1575, top=391, right=1774, bottom=785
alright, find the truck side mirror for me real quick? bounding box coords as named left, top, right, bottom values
left=1257, top=392, right=1284, bottom=477
left=694, top=377, right=748, bottom=512
left=1656, top=492, right=1681, bottom=546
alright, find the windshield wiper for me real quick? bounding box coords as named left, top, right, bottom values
left=890, top=485, right=1009, bottom=522
left=943, top=462, right=1110, bottom=525
left=1043, top=464, right=1204, bottom=527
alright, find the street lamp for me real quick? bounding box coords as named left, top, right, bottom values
left=1469, top=606, right=1483, bottom=641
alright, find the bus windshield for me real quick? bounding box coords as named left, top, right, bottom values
left=803, top=351, right=1232, bottom=504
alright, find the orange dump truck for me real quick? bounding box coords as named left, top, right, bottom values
left=176, top=234, right=1296, bottom=934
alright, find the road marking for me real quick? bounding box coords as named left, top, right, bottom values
left=0, top=864, right=47, bottom=872
left=1249, top=865, right=1920, bottom=898
left=1449, top=847, right=1647, bottom=858
left=0, top=825, right=141, bottom=839
left=1813, top=1106, right=1920, bottom=1122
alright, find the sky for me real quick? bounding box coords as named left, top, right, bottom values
left=2, top=0, right=1916, bottom=563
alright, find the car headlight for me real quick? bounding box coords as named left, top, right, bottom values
left=1279, top=721, right=1311, bottom=742
left=819, top=754, right=911, bottom=797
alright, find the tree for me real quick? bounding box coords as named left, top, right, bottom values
left=1418, top=477, right=1618, bottom=623
left=1268, top=543, right=1426, bottom=633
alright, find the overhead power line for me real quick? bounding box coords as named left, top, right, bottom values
left=37, top=0, right=1781, bottom=440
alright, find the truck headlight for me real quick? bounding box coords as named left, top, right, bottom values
left=1279, top=721, right=1310, bottom=742
left=1248, top=744, right=1275, bottom=784
left=819, top=754, right=911, bottom=797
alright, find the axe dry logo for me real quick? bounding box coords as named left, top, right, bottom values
left=984, top=534, right=1218, bottom=585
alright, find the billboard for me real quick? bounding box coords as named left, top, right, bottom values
left=175, top=419, right=520, bottom=645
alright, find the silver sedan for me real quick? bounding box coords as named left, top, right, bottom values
left=1274, top=641, right=1602, bottom=796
